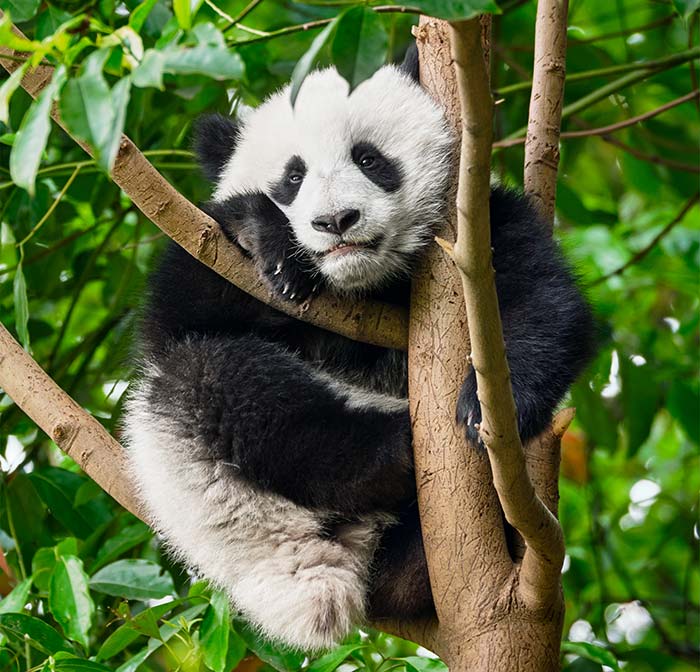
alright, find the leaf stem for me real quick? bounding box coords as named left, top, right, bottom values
left=494, top=90, right=700, bottom=148
left=16, top=165, right=82, bottom=248
left=225, top=5, right=423, bottom=45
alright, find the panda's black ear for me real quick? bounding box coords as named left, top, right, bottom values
left=399, top=43, right=419, bottom=83
left=192, top=113, right=239, bottom=183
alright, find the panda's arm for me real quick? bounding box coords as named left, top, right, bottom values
left=457, top=187, right=596, bottom=442
left=140, top=333, right=414, bottom=516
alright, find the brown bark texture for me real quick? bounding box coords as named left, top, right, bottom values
left=523, top=0, right=569, bottom=227
left=409, top=16, right=567, bottom=670
left=0, top=17, right=408, bottom=351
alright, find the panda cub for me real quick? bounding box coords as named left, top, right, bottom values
left=124, top=55, right=595, bottom=651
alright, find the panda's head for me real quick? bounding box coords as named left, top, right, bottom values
left=195, top=60, right=455, bottom=294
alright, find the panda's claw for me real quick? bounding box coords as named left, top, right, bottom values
left=274, top=262, right=283, bottom=276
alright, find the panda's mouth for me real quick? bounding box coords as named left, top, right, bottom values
left=323, top=235, right=384, bottom=257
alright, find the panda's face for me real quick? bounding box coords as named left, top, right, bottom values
left=214, top=66, right=454, bottom=293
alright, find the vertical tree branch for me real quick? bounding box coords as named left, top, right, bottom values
left=524, top=0, right=569, bottom=227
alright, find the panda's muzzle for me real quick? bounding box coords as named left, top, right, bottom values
left=311, top=209, right=361, bottom=235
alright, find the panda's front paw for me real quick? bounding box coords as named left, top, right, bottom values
left=259, top=257, right=319, bottom=305
left=457, top=372, right=483, bottom=447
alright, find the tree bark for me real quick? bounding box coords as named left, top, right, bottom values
left=523, top=0, right=569, bottom=227
left=410, top=16, right=567, bottom=670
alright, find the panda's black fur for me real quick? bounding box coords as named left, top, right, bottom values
left=126, top=54, right=595, bottom=650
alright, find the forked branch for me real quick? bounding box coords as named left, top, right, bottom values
left=448, top=18, right=565, bottom=605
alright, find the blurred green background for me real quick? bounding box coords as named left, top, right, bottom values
left=0, top=0, right=698, bottom=670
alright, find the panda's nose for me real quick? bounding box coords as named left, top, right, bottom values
left=311, top=209, right=360, bottom=235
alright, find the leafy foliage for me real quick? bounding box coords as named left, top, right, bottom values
left=0, top=0, right=698, bottom=670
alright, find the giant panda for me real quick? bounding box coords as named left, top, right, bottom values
left=123, top=51, right=595, bottom=651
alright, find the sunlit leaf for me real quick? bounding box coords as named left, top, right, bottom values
left=9, top=65, right=67, bottom=195
left=0, top=62, right=28, bottom=124
left=200, top=590, right=230, bottom=672
left=89, top=559, right=175, bottom=600
left=307, top=643, right=367, bottom=672
left=0, top=578, right=32, bottom=614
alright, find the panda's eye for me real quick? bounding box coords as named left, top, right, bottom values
left=288, top=173, right=304, bottom=184
left=359, top=155, right=376, bottom=168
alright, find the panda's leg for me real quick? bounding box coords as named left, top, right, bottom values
left=125, top=377, right=385, bottom=651
left=134, top=333, right=414, bottom=516
left=457, top=188, right=596, bottom=442
left=367, top=502, right=434, bottom=619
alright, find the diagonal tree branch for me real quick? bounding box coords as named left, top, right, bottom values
left=0, top=18, right=408, bottom=351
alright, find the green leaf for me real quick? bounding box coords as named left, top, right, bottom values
left=0, top=0, right=41, bottom=22
left=10, top=65, right=67, bottom=195
left=307, top=643, right=366, bottom=672
left=403, top=656, right=449, bottom=672
left=29, top=468, right=111, bottom=538
left=104, top=76, right=131, bottom=171
left=51, top=657, right=112, bottom=671
left=114, top=603, right=207, bottom=672
left=95, top=598, right=188, bottom=660
left=620, top=357, right=661, bottom=455
left=49, top=556, right=94, bottom=649
left=129, top=0, right=159, bottom=32
left=0, top=578, right=32, bottom=614
left=60, top=50, right=114, bottom=173
left=200, top=590, right=230, bottom=672
left=667, top=379, right=700, bottom=444
left=90, top=521, right=152, bottom=573
left=0, top=62, right=28, bottom=125
left=235, top=618, right=306, bottom=672
left=331, top=7, right=388, bottom=92
left=0, top=612, right=72, bottom=655
left=562, top=641, right=620, bottom=670
left=13, top=261, right=30, bottom=350
left=290, top=17, right=338, bottom=106
left=671, top=0, right=700, bottom=19
left=407, top=0, right=500, bottom=19
left=173, top=0, right=202, bottom=29
left=89, top=559, right=175, bottom=600
left=163, top=45, right=244, bottom=79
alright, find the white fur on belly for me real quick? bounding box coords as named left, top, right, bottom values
left=123, top=378, right=382, bottom=651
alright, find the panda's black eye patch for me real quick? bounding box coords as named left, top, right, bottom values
left=270, top=155, right=306, bottom=205
left=351, top=142, right=402, bottom=193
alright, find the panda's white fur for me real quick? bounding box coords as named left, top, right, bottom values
left=214, top=66, right=453, bottom=291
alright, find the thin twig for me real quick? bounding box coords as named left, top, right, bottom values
left=600, top=134, right=700, bottom=174
left=494, top=90, right=700, bottom=148
left=497, top=47, right=700, bottom=95
left=590, top=193, right=700, bottom=286
left=226, top=5, right=423, bottom=45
